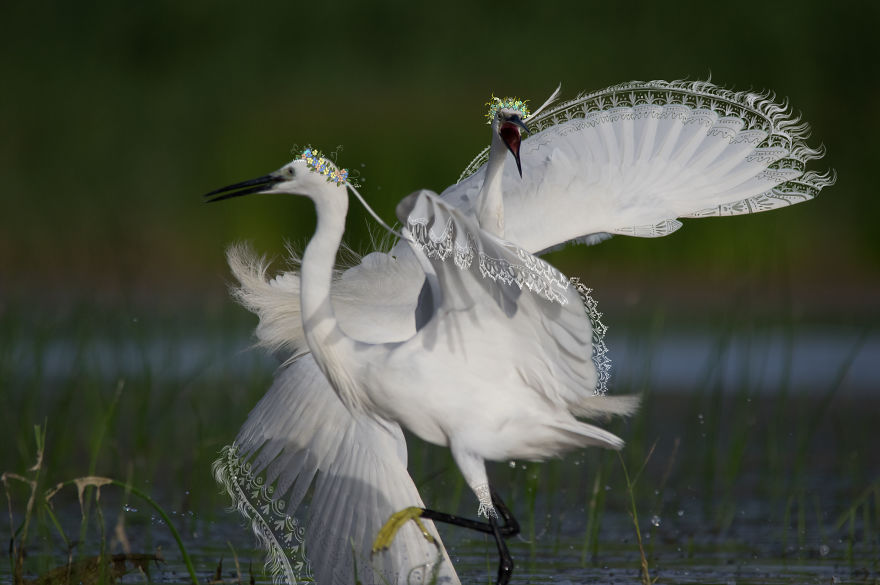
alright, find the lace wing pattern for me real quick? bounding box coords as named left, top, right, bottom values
left=570, top=277, right=611, bottom=396
left=403, top=191, right=571, bottom=306
left=213, top=445, right=314, bottom=584
left=458, top=79, right=835, bottom=233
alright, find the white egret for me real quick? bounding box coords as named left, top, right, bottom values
left=209, top=149, right=634, bottom=585
left=212, top=79, right=834, bottom=585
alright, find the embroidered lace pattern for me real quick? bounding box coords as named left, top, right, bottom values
left=473, top=483, right=495, bottom=518
left=570, top=277, right=611, bottom=396
left=406, top=203, right=612, bottom=396
left=213, top=445, right=314, bottom=584
left=406, top=214, right=572, bottom=306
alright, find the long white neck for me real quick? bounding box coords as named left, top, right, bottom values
left=475, top=126, right=508, bottom=237
left=300, top=186, right=362, bottom=409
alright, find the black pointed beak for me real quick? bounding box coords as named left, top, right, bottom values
left=203, top=173, right=282, bottom=203
left=510, top=144, right=523, bottom=178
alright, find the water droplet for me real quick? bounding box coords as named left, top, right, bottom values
left=604, top=485, right=611, bottom=491
left=508, top=461, right=516, bottom=468
left=697, top=413, right=704, bottom=424
left=677, top=509, right=684, bottom=517
left=123, top=505, right=138, bottom=513
left=819, top=544, right=830, bottom=557
left=650, top=515, right=661, bottom=527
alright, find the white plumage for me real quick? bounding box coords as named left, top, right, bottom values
left=212, top=79, right=833, bottom=585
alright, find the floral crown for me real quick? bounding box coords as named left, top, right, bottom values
left=485, top=95, right=530, bottom=124
left=300, top=147, right=349, bottom=185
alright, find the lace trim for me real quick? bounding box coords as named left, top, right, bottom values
left=213, top=445, right=314, bottom=584
left=407, top=209, right=611, bottom=395
left=570, top=278, right=611, bottom=396
left=473, top=483, right=495, bottom=518
left=683, top=169, right=838, bottom=217
left=613, top=219, right=682, bottom=238
left=458, top=78, right=827, bottom=182
left=407, top=217, right=571, bottom=306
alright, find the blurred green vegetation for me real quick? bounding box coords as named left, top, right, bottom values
left=1, top=0, right=878, bottom=309
left=2, top=3, right=877, bottom=579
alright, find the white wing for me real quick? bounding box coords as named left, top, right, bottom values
left=226, top=243, right=423, bottom=354
left=442, top=79, right=835, bottom=253
left=396, top=190, right=634, bottom=417
left=216, top=247, right=459, bottom=585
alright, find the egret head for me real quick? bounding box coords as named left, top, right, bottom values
left=486, top=96, right=530, bottom=177
left=204, top=148, right=349, bottom=203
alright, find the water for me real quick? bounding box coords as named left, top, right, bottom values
left=15, top=496, right=873, bottom=584
left=10, top=326, right=879, bottom=396
left=4, top=323, right=877, bottom=584
left=12, top=491, right=875, bottom=584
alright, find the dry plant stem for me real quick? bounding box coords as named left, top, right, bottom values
left=227, top=541, right=244, bottom=583
left=3, top=424, right=47, bottom=585
left=48, top=478, right=198, bottom=585
left=618, top=442, right=657, bottom=585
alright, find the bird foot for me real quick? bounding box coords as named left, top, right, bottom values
left=475, top=483, right=497, bottom=518
left=372, top=507, right=436, bottom=554
left=477, top=501, right=498, bottom=519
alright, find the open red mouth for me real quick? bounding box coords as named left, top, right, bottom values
left=500, top=122, right=522, bottom=157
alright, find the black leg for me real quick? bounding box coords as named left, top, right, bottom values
left=373, top=491, right=521, bottom=584
left=490, top=515, right=514, bottom=585
left=491, top=490, right=520, bottom=538
left=419, top=491, right=519, bottom=538
left=417, top=491, right=519, bottom=585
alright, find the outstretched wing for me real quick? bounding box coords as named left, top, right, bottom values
left=442, top=79, right=835, bottom=254
left=216, top=248, right=459, bottom=585
left=215, top=355, right=460, bottom=585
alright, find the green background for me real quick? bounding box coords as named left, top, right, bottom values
left=2, top=2, right=878, bottom=578
left=2, top=0, right=877, bottom=318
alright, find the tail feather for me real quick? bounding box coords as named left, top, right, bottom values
left=571, top=393, right=641, bottom=420
left=553, top=420, right=627, bottom=451
left=227, top=244, right=307, bottom=357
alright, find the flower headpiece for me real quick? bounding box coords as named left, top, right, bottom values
left=485, top=95, right=530, bottom=124
left=300, top=147, right=349, bottom=185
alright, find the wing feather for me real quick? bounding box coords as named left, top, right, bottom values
left=396, top=190, right=621, bottom=410
left=445, top=79, right=835, bottom=254
left=215, top=351, right=460, bottom=585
